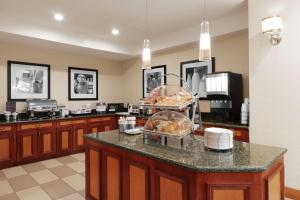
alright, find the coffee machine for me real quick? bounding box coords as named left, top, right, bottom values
left=205, top=72, right=243, bottom=122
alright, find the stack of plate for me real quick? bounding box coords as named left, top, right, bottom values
left=204, top=127, right=233, bottom=150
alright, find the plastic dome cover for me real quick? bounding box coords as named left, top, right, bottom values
left=144, top=85, right=193, bottom=106
left=144, top=110, right=192, bottom=136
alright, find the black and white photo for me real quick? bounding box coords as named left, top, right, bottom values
left=142, top=65, right=166, bottom=98
left=68, top=67, right=98, bottom=100
left=8, top=61, right=50, bottom=101
left=180, top=58, right=215, bottom=98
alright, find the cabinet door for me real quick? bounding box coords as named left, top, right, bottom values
left=0, top=126, right=16, bottom=168
left=88, top=123, right=102, bottom=134
left=103, top=152, right=122, bottom=200
left=57, top=127, right=73, bottom=155
left=154, top=170, right=188, bottom=200
left=17, top=130, right=38, bottom=162
left=38, top=128, right=56, bottom=158
left=73, top=124, right=87, bottom=151
left=124, top=160, right=149, bottom=200
left=101, top=122, right=114, bottom=132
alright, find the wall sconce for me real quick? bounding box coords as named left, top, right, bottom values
left=261, top=16, right=282, bottom=45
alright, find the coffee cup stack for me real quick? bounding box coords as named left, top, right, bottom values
left=241, top=98, right=249, bottom=125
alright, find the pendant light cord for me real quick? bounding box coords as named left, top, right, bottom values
left=145, top=0, right=148, bottom=39
left=203, top=0, right=206, bottom=21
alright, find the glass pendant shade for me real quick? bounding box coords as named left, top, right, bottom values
left=142, top=39, right=151, bottom=70
left=199, top=21, right=211, bottom=61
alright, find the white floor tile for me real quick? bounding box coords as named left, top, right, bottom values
left=17, top=186, right=52, bottom=200
left=2, top=166, right=27, bottom=179
left=67, top=162, right=85, bottom=173
left=57, top=193, right=85, bottom=200
left=30, top=169, right=58, bottom=184
left=71, top=153, right=85, bottom=161
left=40, top=159, right=63, bottom=169
left=0, top=180, right=14, bottom=196
left=63, top=174, right=85, bottom=191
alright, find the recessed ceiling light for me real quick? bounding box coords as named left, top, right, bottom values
left=112, top=28, right=120, bottom=36
left=54, top=13, right=64, bottom=21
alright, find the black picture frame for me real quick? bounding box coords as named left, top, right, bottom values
left=68, top=67, right=99, bottom=101
left=7, top=60, right=51, bottom=101
left=142, top=65, right=167, bottom=98
left=180, top=57, right=215, bottom=99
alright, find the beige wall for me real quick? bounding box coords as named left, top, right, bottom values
left=249, top=0, right=300, bottom=188
left=122, top=30, right=249, bottom=104
left=0, top=41, right=123, bottom=113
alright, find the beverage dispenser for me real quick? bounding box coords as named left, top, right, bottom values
left=205, top=72, right=243, bottom=122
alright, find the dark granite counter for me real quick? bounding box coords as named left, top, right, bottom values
left=0, top=113, right=116, bottom=125
left=202, top=121, right=249, bottom=129
left=85, top=130, right=286, bottom=173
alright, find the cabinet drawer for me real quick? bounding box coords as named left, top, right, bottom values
left=17, top=122, right=54, bottom=131
left=88, top=117, right=114, bottom=123
left=59, top=119, right=86, bottom=126
left=0, top=126, right=12, bottom=132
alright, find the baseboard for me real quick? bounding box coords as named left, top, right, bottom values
left=285, top=187, right=300, bottom=199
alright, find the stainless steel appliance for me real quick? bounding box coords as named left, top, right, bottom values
left=26, top=99, right=59, bottom=119
left=205, top=72, right=243, bottom=122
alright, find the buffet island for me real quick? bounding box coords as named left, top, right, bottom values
left=84, top=130, right=286, bottom=200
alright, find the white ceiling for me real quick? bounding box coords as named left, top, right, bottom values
left=0, top=0, right=248, bottom=60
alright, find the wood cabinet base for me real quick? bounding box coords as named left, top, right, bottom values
left=85, top=139, right=284, bottom=200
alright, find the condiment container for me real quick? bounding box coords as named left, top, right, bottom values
left=118, top=117, right=127, bottom=133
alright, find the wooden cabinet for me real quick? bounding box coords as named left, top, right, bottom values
left=154, top=170, right=188, bottom=200
left=87, top=116, right=116, bottom=134
left=73, top=124, right=87, bottom=151
left=0, top=125, right=16, bottom=168
left=16, top=122, right=56, bottom=163
left=136, top=118, right=147, bottom=127
left=57, top=119, right=87, bottom=154
left=57, top=127, right=73, bottom=155
left=86, top=138, right=285, bottom=200
left=17, top=130, right=38, bottom=162
left=124, top=160, right=149, bottom=200
left=38, top=128, right=56, bottom=158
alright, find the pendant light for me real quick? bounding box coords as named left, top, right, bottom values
left=142, top=0, right=151, bottom=70
left=199, top=0, right=211, bottom=61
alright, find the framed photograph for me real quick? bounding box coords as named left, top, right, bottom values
left=142, top=65, right=166, bottom=98
left=7, top=61, right=50, bottom=101
left=180, top=58, right=215, bottom=99
left=68, top=67, right=98, bottom=101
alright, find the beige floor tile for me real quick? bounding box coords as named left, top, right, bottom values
left=80, top=172, right=85, bottom=177
left=40, top=159, right=63, bottom=169
left=0, top=170, right=6, bottom=180
left=17, top=186, right=52, bottom=200
left=8, top=175, right=38, bottom=192
left=78, top=189, right=85, bottom=197
left=30, top=169, right=58, bottom=184
left=56, top=156, right=78, bottom=164
left=41, top=179, right=75, bottom=199
left=0, top=193, right=19, bottom=200
left=22, top=162, right=46, bottom=173
left=57, top=193, right=84, bottom=200
left=66, top=162, right=85, bottom=173
left=49, top=165, right=77, bottom=179
left=0, top=180, right=14, bottom=196
left=2, top=166, right=27, bottom=179
left=63, top=174, right=85, bottom=191
left=70, top=153, right=85, bottom=161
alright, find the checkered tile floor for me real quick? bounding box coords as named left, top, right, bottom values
left=0, top=153, right=85, bottom=200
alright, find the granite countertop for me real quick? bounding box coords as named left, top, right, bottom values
left=85, top=130, right=286, bottom=173
left=201, top=121, right=249, bottom=129
left=0, top=113, right=116, bottom=125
